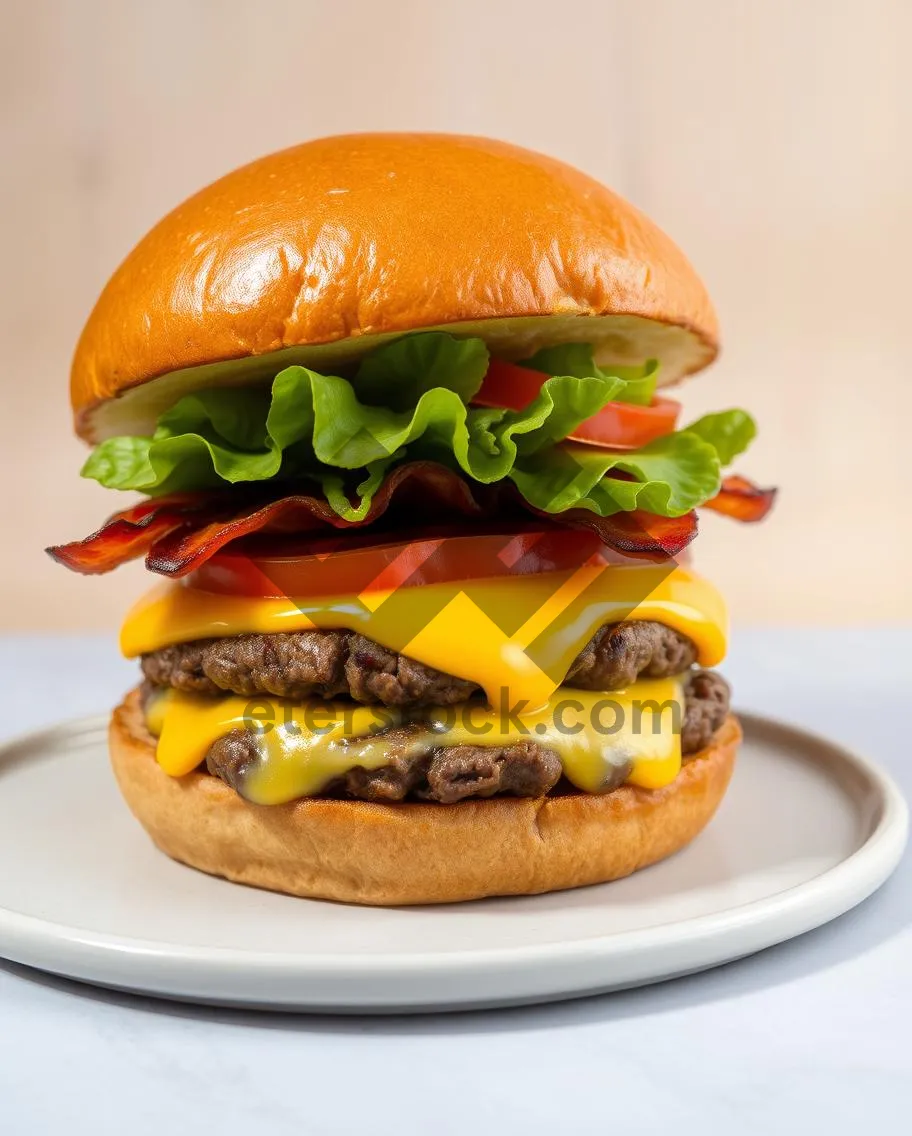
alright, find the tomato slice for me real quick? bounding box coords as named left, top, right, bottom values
left=567, top=396, right=681, bottom=448
left=188, top=526, right=620, bottom=599
left=474, top=360, right=680, bottom=449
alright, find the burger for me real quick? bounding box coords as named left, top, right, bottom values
left=49, top=133, right=774, bottom=905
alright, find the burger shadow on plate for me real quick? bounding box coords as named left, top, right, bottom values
left=2, top=853, right=908, bottom=1035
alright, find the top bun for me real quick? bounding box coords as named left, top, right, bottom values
left=71, top=133, right=719, bottom=442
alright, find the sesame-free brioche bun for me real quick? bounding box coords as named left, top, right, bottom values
left=110, top=688, right=739, bottom=907
left=73, top=133, right=719, bottom=443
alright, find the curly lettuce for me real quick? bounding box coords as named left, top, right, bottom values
left=522, top=342, right=659, bottom=406
left=82, top=331, right=756, bottom=521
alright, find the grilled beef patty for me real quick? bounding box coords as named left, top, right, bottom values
left=142, top=621, right=699, bottom=706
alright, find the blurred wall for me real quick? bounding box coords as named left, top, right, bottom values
left=1, top=0, right=910, bottom=630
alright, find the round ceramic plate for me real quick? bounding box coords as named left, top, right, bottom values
left=0, top=712, right=905, bottom=1013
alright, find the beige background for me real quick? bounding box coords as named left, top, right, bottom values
left=1, top=0, right=909, bottom=630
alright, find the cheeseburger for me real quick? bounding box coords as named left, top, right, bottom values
left=50, top=133, right=774, bottom=905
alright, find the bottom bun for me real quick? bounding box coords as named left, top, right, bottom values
left=110, top=687, right=740, bottom=906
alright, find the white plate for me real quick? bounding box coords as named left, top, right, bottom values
left=0, top=712, right=905, bottom=1013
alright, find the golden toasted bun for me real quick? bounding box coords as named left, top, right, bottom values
left=73, top=133, right=719, bottom=442
left=110, top=688, right=739, bottom=906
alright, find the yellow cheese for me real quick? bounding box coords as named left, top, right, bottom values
left=147, top=677, right=685, bottom=803
left=122, top=565, right=727, bottom=711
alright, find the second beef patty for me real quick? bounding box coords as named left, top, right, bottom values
left=203, top=668, right=731, bottom=804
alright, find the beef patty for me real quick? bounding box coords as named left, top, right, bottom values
left=200, top=669, right=730, bottom=805
left=142, top=620, right=699, bottom=706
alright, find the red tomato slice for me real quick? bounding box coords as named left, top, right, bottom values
left=568, top=397, right=681, bottom=448
left=474, top=360, right=680, bottom=449
left=188, top=526, right=619, bottom=599
left=473, top=360, right=553, bottom=412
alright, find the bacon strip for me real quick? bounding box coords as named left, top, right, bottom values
left=517, top=501, right=697, bottom=559
left=47, top=463, right=699, bottom=577
left=46, top=494, right=207, bottom=574
left=704, top=475, right=777, bottom=522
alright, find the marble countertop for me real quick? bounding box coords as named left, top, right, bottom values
left=0, top=629, right=909, bottom=1135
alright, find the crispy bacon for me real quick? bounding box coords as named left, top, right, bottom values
left=46, top=494, right=208, bottom=575
left=47, top=462, right=699, bottom=577
left=521, top=502, right=697, bottom=558
left=704, top=475, right=777, bottom=522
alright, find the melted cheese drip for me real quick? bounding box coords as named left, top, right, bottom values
left=146, top=677, right=684, bottom=804
left=122, top=565, right=726, bottom=712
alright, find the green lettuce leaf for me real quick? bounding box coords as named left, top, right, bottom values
left=683, top=409, right=756, bottom=465
left=353, top=332, right=489, bottom=409
left=82, top=332, right=625, bottom=495
left=512, top=432, right=717, bottom=517
left=81, top=331, right=757, bottom=521
left=522, top=343, right=659, bottom=406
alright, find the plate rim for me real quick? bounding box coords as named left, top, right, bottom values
left=0, top=709, right=906, bottom=983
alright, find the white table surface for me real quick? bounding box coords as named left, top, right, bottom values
left=0, top=629, right=909, bottom=1134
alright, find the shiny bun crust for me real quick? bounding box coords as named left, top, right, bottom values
left=110, top=688, right=739, bottom=906
left=73, top=133, right=719, bottom=442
